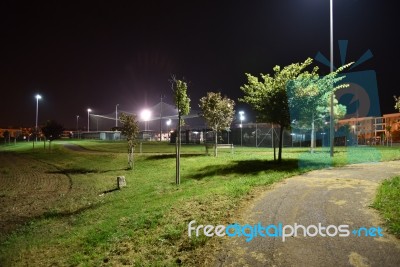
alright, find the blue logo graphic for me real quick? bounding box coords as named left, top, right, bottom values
left=315, top=40, right=381, bottom=118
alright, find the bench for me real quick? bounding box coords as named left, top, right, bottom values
left=204, top=143, right=234, bottom=155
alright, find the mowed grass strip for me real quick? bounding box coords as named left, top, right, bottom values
left=373, top=176, right=400, bottom=238
left=0, top=141, right=399, bottom=266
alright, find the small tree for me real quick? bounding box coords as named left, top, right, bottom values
left=199, top=92, right=235, bottom=157
left=171, top=76, right=191, bottom=185
left=241, top=58, right=315, bottom=162
left=394, top=95, right=400, bottom=112
left=3, top=130, right=10, bottom=144
left=385, top=125, right=392, bottom=147
left=287, top=63, right=351, bottom=152
left=119, top=113, right=139, bottom=170
left=41, top=120, right=64, bottom=150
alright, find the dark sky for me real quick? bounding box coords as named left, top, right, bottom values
left=0, top=0, right=398, bottom=129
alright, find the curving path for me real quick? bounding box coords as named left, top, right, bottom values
left=215, top=161, right=400, bottom=267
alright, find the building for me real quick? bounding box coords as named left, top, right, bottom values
left=337, top=112, right=400, bottom=145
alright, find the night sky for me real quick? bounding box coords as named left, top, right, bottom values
left=1, top=0, right=398, bottom=129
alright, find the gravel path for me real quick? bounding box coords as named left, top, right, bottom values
left=215, top=161, right=400, bottom=267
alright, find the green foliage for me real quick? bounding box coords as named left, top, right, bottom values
left=199, top=92, right=235, bottom=156
left=199, top=92, right=235, bottom=132
left=394, top=95, right=400, bottom=112
left=171, top=77, right=191, bottom=119
left=41, top=120, right=64, bottom=141
left=287, top=63, right=351, bottom=151
left=170, top=76, right=191, bottom=184
left=119, top=113, right=139, bottom=169
left=288, top=65, right=350, bottom=125
left=241, top=58, right=314, bottom=127
left=240, top=58, right=315, bottom=161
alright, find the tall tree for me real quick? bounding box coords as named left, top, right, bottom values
left=287, top=63, right=351, bottom=152
left=41, top=120, right=64, bottom=150
left=199, top=92, right=235, bottom=157
left=240, top=58, right=314, bottom=162
left=119, top=113, right=139, bottom=170
left=171, top=76, right=191, bottom=185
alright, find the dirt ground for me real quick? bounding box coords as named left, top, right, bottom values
left=0, top=153, right=71, bottom=239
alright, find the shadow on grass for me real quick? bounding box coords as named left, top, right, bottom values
left=145, top=153, right=204, bottom=160
left=187, top=159, right=299, bottom=180
left=41, top=202, right=103, bottom=220
left=47, top=167, right=129, bottom=175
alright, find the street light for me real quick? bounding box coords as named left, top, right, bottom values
left=87, top=108, right=92, bottom=132
left=239, top=111, right=245, bottom=146
left=352, top=124, right=358, bottom=145
left=329, top=0, right=334, bottom=157
left=141, top=109, right=151, bottom=131
left=35, top=94, right=42, bottom=142
left=166, top=119, right=172, bottom=139
left=115, top=104, right=119, bottom=128
left=76, top=115, right=80, bottom=139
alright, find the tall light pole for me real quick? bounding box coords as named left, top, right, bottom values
left=87, top=108, right=92, bottom=132
left=329, top=0, right=334, bottom=157
left=115, top=104, right=119, bottom=128
left=160, top=95, right=164, bottom=141
left=239, top=111, right=245, bottom=146
left=35, top=94, right=42, bottom=142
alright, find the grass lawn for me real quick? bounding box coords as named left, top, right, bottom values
left=372, top=176, right=400, bottom=238
left=0, top=141, right=399, bottom=266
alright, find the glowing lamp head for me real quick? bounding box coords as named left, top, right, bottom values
left=239, top=111, right=245, bottom=121
left=141, top=109, right=151, bottom=121
left=35, top=94, right=42, bottom=100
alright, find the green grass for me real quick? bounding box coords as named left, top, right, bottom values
left=0, top=140, right=399, bottom=266
left=372, top=176, right=400, bottom=238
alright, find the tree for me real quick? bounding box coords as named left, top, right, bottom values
left=240, top=58, right=315, bottom=162
left=119, top=113, right=139, bottom=170
left=199, top=92, right=235, bottom=157
left=171, top=76, right=191, bottom=185
left=41, top=120, right=64, bottom=150
left=287, top=63, right=351, bottom=152
left=3, top=130, right=10, bottom=144
left=385, top=125, right=392, bottom=146
left=394, top=95, right=400, bottom=112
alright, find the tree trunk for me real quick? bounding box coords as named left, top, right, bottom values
left=176, top=115, right=181, bottom=185
left=272, top=124, right=276, bottom=161
left=311, top=114, right=315, bottom=153
left=278, top=125, right=284, bottom=162
left=214, top=129, right=218, bottom=157
left=128, top=146, right=134, bottom=170
left=131, top=146, right=135, bottom=169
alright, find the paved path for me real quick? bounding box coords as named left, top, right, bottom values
left=215, top=161, right=400, bottom=267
